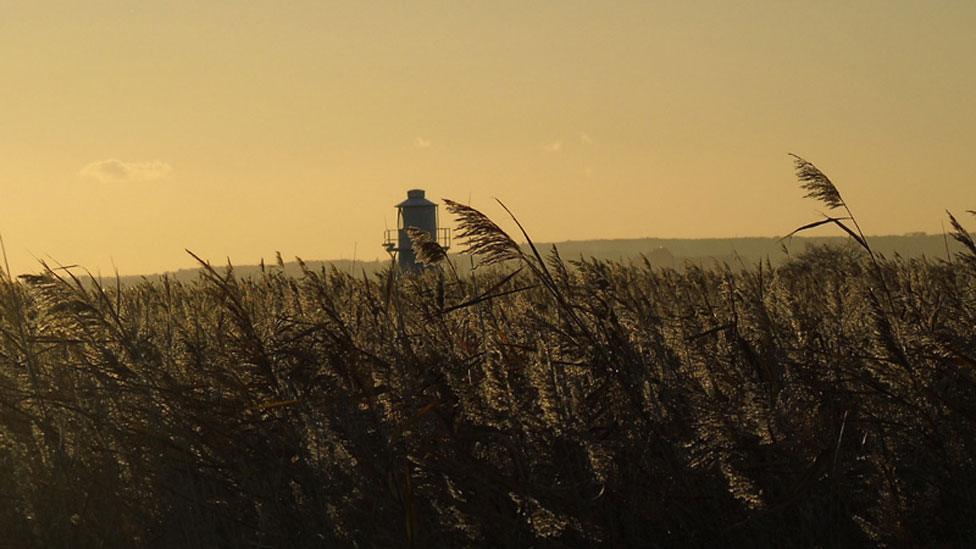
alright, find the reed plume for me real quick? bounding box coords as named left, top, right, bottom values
left=790, top=153, right=845, bottom=210
left=442, top=198, right=522, bottom=266
left=785, top=153, right=873, bottom=255
left=405, top=226, right=447, bottom=265
left=947, top=210, right=976, bottom=267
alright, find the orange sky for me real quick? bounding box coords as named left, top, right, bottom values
left=1, top=1, right=973, bottom=275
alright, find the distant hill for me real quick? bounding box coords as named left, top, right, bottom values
left=541, top=233, right=960, bottom=268
left=108, top=233, right=962, bottom=286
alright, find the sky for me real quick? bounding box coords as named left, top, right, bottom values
left=1, top=1, right=974, bottom=275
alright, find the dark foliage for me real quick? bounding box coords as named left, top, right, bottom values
left=2, top=154, right=974, bottom=546
left=1, top=234, right=975, bottom=547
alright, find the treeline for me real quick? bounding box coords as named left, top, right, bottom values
left=116, top=232, right=963, bottom=286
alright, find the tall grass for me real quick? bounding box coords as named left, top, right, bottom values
left=0, top=164, right=974, bottom=546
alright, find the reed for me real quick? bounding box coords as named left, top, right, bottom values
left=0, top=165, right=973, bottom=547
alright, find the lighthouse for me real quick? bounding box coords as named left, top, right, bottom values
left=383, top=189, right=450, bottom=271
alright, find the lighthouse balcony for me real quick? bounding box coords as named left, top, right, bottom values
left=383, top=227, right=451, bottom=252
left=437, top=227, right=452, bottom=250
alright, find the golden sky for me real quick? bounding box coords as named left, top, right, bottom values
left=1, top=1, right=974, bottom=275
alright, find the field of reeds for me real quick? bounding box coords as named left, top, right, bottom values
left=1, top=158, right=975, bottom=547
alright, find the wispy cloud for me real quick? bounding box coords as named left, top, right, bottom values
left=79, top=159, right=172, bottom=183
left=542, top=141, right=563, bottom=153
left=414, top=137, right=431, bottom=149
left=578, top=131, right=593, bottom=144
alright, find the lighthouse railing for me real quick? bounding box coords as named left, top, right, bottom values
left=437, top=227, right=451, bottom=250
left=383, top=229, right=397, bottom=251
left=384, top=227, right=451, bottom=253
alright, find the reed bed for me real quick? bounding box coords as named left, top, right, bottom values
left=1, top=162, right=975, bottom=547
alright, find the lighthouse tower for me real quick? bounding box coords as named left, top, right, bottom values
left=383, top=189, right=450, bottom=271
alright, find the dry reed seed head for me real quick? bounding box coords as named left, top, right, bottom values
left=790, top=153, right=845, bottom=210
left=947, top=211, right=975, bottom=248
left=405, top=227, right=447, bottom=265
left=443, top=198, right=523, bottom=266
left=946, top=211, right=976, bottom=265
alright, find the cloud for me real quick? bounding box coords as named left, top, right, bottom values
left=79, top=159, right=172, bottom=183
left=542, top=141, right=563, bottom=153
left=414, top=137, right=431, bottom=149
left=578, top=131, right=593, bottom=144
